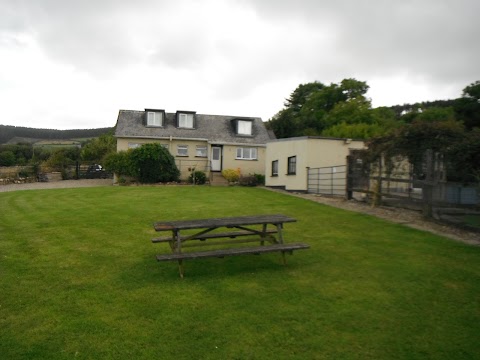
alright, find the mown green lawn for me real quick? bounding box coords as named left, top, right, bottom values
left=1, top=186, right=479, bottom=359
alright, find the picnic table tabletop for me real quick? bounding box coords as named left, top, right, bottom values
left=153, top=214, right=296, bottom=231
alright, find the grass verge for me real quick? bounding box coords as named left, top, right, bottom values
left=1, top=186, right=479, bottom=359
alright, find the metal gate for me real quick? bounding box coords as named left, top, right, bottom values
left=307, top=165, right=347, bottom=196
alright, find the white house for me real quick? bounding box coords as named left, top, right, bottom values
left=265, top=136, right=365, bottom=193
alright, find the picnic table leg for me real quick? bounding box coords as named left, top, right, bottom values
left=174, top=230, right=185, bottom=278
left=276, top=223, right=284, bottom=244
left=174, top=230, right=181, bottom=253
left=260, top=224, right=267, bottom=246
left=178, top=260, right=185, bottom=278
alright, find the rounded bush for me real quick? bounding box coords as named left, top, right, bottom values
left=188, top=171, right=207, bottom=185
left=130, top=143, right=180, bottom=183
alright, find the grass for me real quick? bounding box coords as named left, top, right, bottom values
left=464, top=214, right=480, bottom=229
left=1, top=185, right=479, bottom=359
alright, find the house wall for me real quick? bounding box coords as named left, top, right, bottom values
left=265, top=137, right=365, bottom=191
left=222, top=145, right=266, bottom=175
left=265, top=139, right=310, bottom=191
left=116, top=138, right=266, bottom=180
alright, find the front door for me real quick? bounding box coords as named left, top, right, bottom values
left=211, top=146, right=222, bottom=171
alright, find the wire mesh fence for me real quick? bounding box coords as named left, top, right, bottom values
left=307, top=165, right=347, bottom=196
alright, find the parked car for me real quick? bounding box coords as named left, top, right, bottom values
left=85, top=164, right=109, bottom=179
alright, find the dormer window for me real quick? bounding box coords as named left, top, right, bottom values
left=234, top=119, right=253, bottom=136
left=145, top=109, right=164, bottom=127
left=176, top=111, right=196, bottom=129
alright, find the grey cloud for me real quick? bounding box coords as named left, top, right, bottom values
left=0, top=0, right=168, bottom=75
left=240, top=0, right=480, bottom=88
left=147, top=30, right=211, bottom=69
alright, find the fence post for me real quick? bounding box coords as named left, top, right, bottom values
left=346, top=156, right=353, bottom=200
left=422, top=150, right=434, bottom=218
left=306, top=167, right=310, bottom=193
left=371, top=158, right=382, bottom=207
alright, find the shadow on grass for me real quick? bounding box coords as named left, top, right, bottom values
left=118, top=252, right=308, bottom=284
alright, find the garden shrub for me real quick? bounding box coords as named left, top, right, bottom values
left=130, top=143, right=180, bottom=183
left=188, top=170, right=207, bottom=185
left=221, top=168, right=241, bottom=183
left=253, top=173, right=265, bottom=186
left=104, top=151, right=135, bottom=177
left=0, top=151, right=16, bottom=166
left=238, top=175, right=256, bottom=186
left=239, top=173, right=265, bottom=187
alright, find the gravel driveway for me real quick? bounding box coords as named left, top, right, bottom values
left=0, top=179, right=113, bottom=192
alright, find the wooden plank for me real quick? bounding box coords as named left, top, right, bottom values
left=153, top=214, right=296, bottom=232
left=181, top=237, right=274, bottom=248
left=151, top=229, right=277, bottom=243
left=155, top=243, right=310, bottom=261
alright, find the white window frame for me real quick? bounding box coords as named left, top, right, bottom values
left=237, top=120, right=252, bottom=135
left=177, top=145, right=188, bottom=156
left=160, top=144, right=169, bottom=151
left=287, top=156, right=297, bottom=175
left=147, top=111, right=162, bottom=127
left=271, top=160, right=279, bottom=176
left=236, top=147, right=257, bottom=160
left=178, top=113, right=194, bottom=128
left=196, top=145, right=207, bottom=157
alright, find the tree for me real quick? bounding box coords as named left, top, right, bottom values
left=462, top=80, right=480, bottom=100
left=397, top=106, right=457, bottom=126
left=454, top=80, right=480, bottom=130
left=267, top=79, right=387, bottom=139
left=284, top=81, right=325, bottom=111
left=322, top=122, right=385, bottom=139
left=81, top=132, right=116, bottom=163
left=447, top=128, right=480, bottom=183
left=45, top=147, right=81, bottom=171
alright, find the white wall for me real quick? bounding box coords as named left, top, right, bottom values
left=265, top=137, right=365, bottom=191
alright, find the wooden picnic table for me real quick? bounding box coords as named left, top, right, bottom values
left=152, top=214, right=309, bottom=277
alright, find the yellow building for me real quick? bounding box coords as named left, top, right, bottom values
left=115, top=109, right=273, bottom=181
left=266, top=136, right=365, bottom=193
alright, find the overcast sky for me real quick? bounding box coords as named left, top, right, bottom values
left=1, top=0, right=479, bottom=130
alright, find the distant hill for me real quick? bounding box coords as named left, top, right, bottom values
left=0, top=125, right=114, bottom=145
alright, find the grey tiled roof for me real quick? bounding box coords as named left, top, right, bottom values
left=115, top=110, right=274, bottom=145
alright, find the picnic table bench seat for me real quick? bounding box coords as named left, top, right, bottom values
left=156, top=243, right=310, bottom=261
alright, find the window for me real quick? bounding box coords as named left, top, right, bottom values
left=236, top=147, right=257, bottom=160
left=237, top=120, right=252, bottom=135
left=128, top=143, right=142, bottom=149
left=196, top=145, right=207, bottom=157
left=287, top=156, right=296, bottom=175
left=160, top=144, right=169, bottom=150
left=147, top=111, right=163, bottom=126
left=271, top=160, right=278, bottom=176
left=178, top=113, right=194, bottom=128
left=177, top=145, right=188, bottom=156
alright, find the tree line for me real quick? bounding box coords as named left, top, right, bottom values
left=266, top=79, right=479, bottom=139
left=267, top=79, right=480, bottom=184
left=0, top=125, right=114, bottom=145
left=0, top=132, right=116, bottom=171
